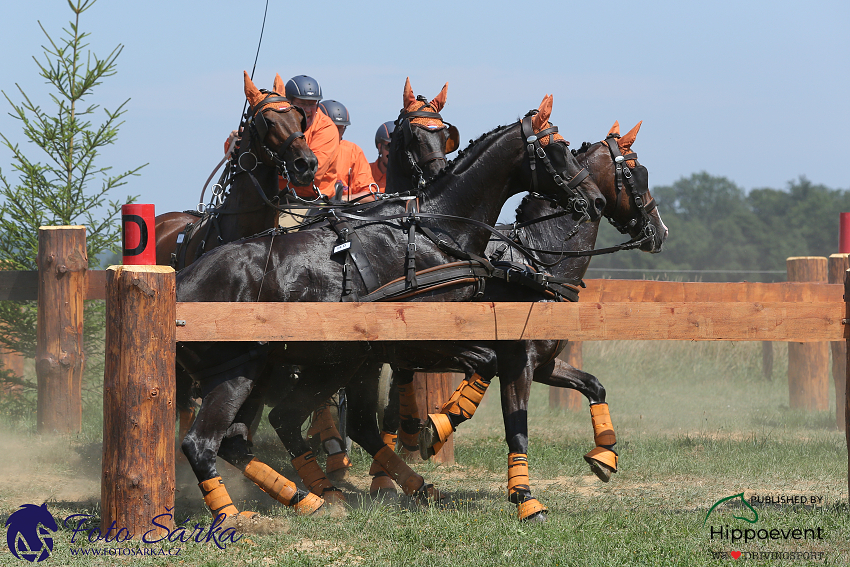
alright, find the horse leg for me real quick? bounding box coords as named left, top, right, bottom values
left=418, top=347, right=498, bottom=460
left=393, top=368, right=424, bottom=456
left=306, top=394, right=352, bottom=482
left=267, top=364, right=355, bottom=505
left=175, top=365, right=197, bottom=463
left=500, top=358, right=548, bottom=523
left=347, top=363, right=447, bottom=504
left=534, top=357, right=618, bottom=482
left=215, top=387, right=324, bottom=516
left=181, top=373, right=265, bottom=519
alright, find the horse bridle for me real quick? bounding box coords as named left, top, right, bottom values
left=244, top=91, right=308, bottom=184
left=394, top=96, right=459, bottom=189
left=519, top=111, right=593, bottom=220
left=597, top=134, right=658, bottom=241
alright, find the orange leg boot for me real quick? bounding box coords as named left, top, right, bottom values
left=199, top=476, right=256, bottom=519
left=292, top=450, right=346, bottom=505
left=310, top=403, right=352, bottom=482
left=372, top=445, right=447, bottom=505
left=243, top=458, right=324, bottom=515
left=583, top=402, right=618, bottom=482
left=369, top=432, right=399, bottom=497
left=419, top=374, right=490, bottom=460
left=507, top=453, right=547, bottom=522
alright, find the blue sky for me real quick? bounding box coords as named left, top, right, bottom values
left=1, top=0, right=848, bottom=223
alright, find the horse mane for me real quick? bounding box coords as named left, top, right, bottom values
left=572, top=141, right=597, bottom=156
left=421, top=122, right=513, bottom=188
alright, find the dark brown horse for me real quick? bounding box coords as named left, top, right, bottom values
left=175, top=96, right=606, bottom=519
left=154, top=72, right=316, bottom=269
left=341, top=121, right=667, bottom=521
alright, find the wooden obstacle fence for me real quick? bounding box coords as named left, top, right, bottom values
left=6, top=229, right=850, bottom=534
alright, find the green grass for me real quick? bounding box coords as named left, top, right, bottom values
left=1, top=341, right=848, bottom=566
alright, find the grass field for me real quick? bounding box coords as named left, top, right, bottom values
left=1, top=341, right=848, bottom=566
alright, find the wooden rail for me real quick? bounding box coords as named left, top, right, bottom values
left=175, top=300, right=845, bottom=342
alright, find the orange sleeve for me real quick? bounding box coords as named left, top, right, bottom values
left=369, top=160, right=386, bottom=191
left=343, top=142, right=378, bottom=198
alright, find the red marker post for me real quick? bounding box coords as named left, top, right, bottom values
left=840, top=213, right=850, bottom=254
left=122, top=204, right=156, bottom=265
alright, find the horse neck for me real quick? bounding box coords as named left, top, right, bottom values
left=217, top=129, right=281, bottom=243
left=515, top=195, right=600, bottom=281
left=420, top=123, right=526, bottom=254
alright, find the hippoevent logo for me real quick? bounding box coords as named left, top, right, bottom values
left=5, top=503, right=242, bottom=562
left=5, top=504, right=58, bottom=563
left=704, top=492, right=827, bottom=561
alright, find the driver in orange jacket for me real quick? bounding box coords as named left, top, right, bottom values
left=318, top=100, right=377, bottom=201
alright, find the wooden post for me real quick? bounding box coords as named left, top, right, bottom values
left=36, top=226, right=86, bottom=434
left=844, top=269, right=850, bottom=504
left=787, top=257, right=829, bottom=411
left=413, top=372, right=460, bottom=465
left=550, top=341, right=583, bottom=410
left=102, top=265, right=176, bottom=537
left=829, top=255, right=849, bottom=430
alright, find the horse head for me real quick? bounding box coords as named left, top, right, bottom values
left=388, top=78, right=459, bottom=189
left=575, top=121, right=668, bottom=252
left=241, top=72, right=318, bottom=188
left=518, top=95, right=606, bottom=221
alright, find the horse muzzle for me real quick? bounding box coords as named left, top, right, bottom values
left=287, top=154, right=318, bottom=187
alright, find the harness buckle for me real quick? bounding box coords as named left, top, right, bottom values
left=407, top=242, right=417, bottom=253
left=536, top=147, right=547, bottom=159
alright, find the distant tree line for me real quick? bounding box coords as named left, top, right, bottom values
left=589, top=173, right=850, bottom=282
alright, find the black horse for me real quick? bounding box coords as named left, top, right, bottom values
left=175, top=96, right=605, bottom=519
left=335, top=121, right=668, bottom=522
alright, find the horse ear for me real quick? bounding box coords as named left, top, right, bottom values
left=532, top=95, right=553, bottom=132
left=244, top=71, right=265, bottom=108
left=618, top=121, right=642, bottom=152
left=608, top=121, right=620, bottom=137
left=273, top=73, right=285, bottom=96
left=430, top=83, right=448, bottom=112
left=403, top=77, right=416, bottom=109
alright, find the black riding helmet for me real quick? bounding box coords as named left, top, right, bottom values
left=285, top=75, right=322, bottom=101
left=318, top=100, right=351, bottom=126
left=375, top=121, right=395, bottom=148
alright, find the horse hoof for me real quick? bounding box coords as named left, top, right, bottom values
left=370, top=487, right=399, bottom=500
left=418, top=422, right=438, bottom=461
left=584, top=447, right=617, bottom=482
left=413, top=483, right=450, bottom=507
left=523, top=511, right=547, bottom=523
left=322, top=488, right=347, bottom=505
left=327, top=468, right=350, bottom=483
left=588, top=460, right=614, bottom=483
left=517, top=498, right=548, bottom=522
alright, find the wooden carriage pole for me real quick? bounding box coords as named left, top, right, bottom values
left=787, top=257, right=829, bottom=411
left=829, top=254, right=850, bottom=430
left=101, top=265, right=176, bottom=537
left=549, top=342, right=583, bottom=410
left=36, top=226, right=86, bottom=434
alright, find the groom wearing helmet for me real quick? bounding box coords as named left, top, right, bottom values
left=280, top=74, right=340, bottom=199
left=369, top=121, right=395, bottom=191
left=318, top=100, right=377, bottom=200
